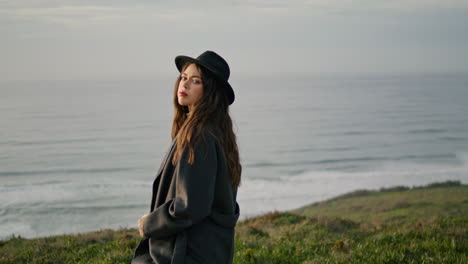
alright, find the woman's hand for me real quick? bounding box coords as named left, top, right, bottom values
left=138, top=214, right=148, bottom=237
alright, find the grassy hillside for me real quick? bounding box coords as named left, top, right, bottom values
left=235, top=181, right=467, bottom=263
left=1, top=181, right=467, bottom=264
left=293, top=180, right=467, bottom=223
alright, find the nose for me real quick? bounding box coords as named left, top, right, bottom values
left=182, top=78, right=190, bottom=89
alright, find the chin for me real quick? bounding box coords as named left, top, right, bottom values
left=178, top=98, right=189, bottom=106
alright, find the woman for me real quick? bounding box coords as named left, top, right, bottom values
left=131, top=51, right=242, bottom=264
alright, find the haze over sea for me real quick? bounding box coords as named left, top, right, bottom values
left=1, top=72, right=467, bottom=239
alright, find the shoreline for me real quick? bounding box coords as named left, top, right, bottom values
left=1, top=180, right=464, bottom=242
left=1, top=180, right=466, bottom=264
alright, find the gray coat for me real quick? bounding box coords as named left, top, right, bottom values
left=131, top=129, right=240, bottom=264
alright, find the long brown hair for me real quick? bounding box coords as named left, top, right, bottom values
left=171, top=63, right=241, bottom=189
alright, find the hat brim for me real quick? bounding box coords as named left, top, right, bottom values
left=175, top=55, right=235, bottom=105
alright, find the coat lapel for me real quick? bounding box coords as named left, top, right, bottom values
left=149, top=138, right=177, bottom=212
left=155, top=138, right=177, bottom=179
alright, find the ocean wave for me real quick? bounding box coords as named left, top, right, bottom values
left=315, top=153, right=456, bottom=164
left=0, top=204, right=147, bottom=217
left=439, top=136, right=467, bottom=141
left=0, top=167, right=136, bottom=177
left=246, top=161, right=280, bottom=168
left=2, top=136, right=140, bottom=146
left=317, top=131, right=384, bottom=137
left=245, top=153, right=457, bottom=168
left=409, top=128, right=447, bottom=134
left=281, top=146, right=357, bottom=153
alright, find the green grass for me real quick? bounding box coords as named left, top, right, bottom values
left=292, top=180, right=467, bottom=224
left=1, top=181, right=467, bottom=264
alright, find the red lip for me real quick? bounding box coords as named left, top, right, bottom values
left=179, top=92, right=188, bottom=96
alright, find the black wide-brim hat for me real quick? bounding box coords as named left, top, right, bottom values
left=175, top=50, right=235, bottom=105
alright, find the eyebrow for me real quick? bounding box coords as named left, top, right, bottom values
left=181, top=73, right=202, bottom=78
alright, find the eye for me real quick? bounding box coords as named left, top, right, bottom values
left=192, top=79, right=201, bottom=84
left=180, top=76, right=187, bottom=81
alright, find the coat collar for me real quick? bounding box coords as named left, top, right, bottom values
left=154, top=137, right=177, bottom=180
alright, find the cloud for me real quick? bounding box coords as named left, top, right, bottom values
left=1, top=0, right=467, bottom=80
left=1, top=0, right=467, bottom=31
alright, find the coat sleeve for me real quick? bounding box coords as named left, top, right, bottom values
left=141, top=135, right=218, bottom=239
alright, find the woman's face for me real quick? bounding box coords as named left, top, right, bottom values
left=177, top=63, right=203, bottom=110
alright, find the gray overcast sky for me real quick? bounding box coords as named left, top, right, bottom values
left=1, top=0, right=468, bottom=81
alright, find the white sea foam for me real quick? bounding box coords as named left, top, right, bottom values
left=237, top=160, right=468, bottom=219
left=0, top=222, right=36, bottom=240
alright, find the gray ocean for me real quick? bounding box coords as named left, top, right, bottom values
left=1, top=73, right=468, bottom=239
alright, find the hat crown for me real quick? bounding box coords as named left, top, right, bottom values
left=196, top=50, right=230, bottom=81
